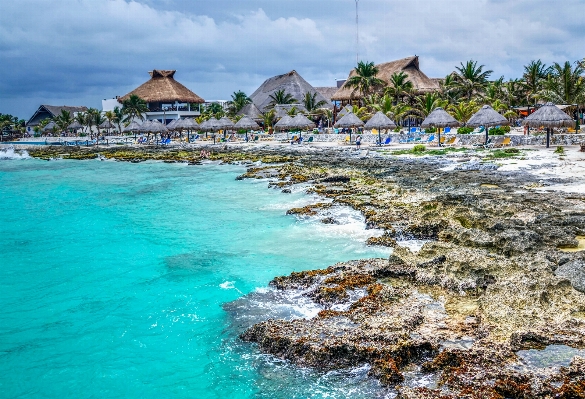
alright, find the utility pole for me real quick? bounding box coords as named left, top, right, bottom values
left=355, top=0, right=359, bottom=65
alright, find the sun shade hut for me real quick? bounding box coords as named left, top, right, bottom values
left=43, top=121, right=56, bottom=132
left=290, top=114, right=315, bottom=138
left=67, top=121, right=83, bottom=132
left=166, top=119, right=178, bottom=130
left=123, top=120, right=142, bottom=134
left=421, top=107, right=460, bottom=146
left=522, top=102, right=573, bottom=148
left=274, top=115, right=293, bottom=131
left=467, top=105, right=509, bottom=145
left=218, top=117, right=235, bottom=136
left=365, top=111, right=397, bottom=145
left=334, top=112, right=364, bottom=141
left=235, top=116, right=260, bottom=141
left=118, top=70, right=204, bottom=110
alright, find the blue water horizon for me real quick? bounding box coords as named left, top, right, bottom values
left=0, top=156, right=390, bottom=398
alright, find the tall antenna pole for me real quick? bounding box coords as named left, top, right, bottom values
left=355, top=0, right=359, bottom=65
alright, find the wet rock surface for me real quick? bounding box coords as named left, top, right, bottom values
left=28, top=145, right=585, bottom=397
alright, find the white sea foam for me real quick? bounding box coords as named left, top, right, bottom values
left=220, top=281, right=235, bottom=289
left=0, top=147, right=30, bottom=160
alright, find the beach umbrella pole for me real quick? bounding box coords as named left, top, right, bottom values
left=546, top=128, right=550, bottom=148
left=438, top=127, right=441, bottom=147
left=485, top=127, right=489, bottom=145
left=378, top=129, right=381, bottom=146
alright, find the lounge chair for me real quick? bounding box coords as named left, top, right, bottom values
left=422, top=135, right=435, bottom=144
left=377, top=137, right=391, bottom=146
left=445, top=137, right=460, bottom=147
left=443, top=137, right=456, bottom=146
left=443, top=127, right=451, bottom=134
left=303, top=136, right=314, bottom=144
left=343, top=135, right=351, bottom=144
left=399, top=136, right=414, bottom=144
left=410, top=127, right=421, bottom=134
left=492, top=137, right=511, bottom=148
left=486, top=136, right=505, bottom=148
left=429, top=136, right=446, bottom=147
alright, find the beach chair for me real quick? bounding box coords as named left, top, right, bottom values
left=445, top=137, right=460, bottom=147
left=487, top=136, right=504, bottom=148
left=429, top=136, right=445, bottom=147
left=443, top=137, right=456, bottom=146
left=493, top=137, right=511, bottom=148
left=399, top=135, right=414, bottom=144
left=422, top=135, right=435, bottom=144
left=377, top=137, right=391, bottom=146
left=303, top=136, right=314, bottom=144
left=473, top=138, right=491, bottom=148
left=443, top=127, right=451, bottom=134
left=343, top=135, right=350, bottom=144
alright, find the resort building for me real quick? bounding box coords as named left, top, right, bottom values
left=249, top=70, right=333, bottom=112
left=115, top=69, right=205, bottom=124
left=331, top=56, right=440, bottom=104
left=25, top=105, right=88, bottom=134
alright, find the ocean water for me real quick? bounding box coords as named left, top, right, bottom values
left=0, top=152, right=392, bottom=399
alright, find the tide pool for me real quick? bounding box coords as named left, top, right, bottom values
left=0, top=156, right=391, bottom=398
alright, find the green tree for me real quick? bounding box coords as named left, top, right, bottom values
left=385, top=71, right=414, bottom=104
left=54, top=109, right=73, bottom=133
left=448, top=100, right=480, bottom=123
left=85, top=108, right=101, bottom=138
left=453, top=60, right=493, bottom=101
left=414, top=92, right=448, bottom=118
left=121, top=94, right=149, bottom=122
left=523, top=60, right=550, bottom=105
left=286, top=106, right=299, bottom=117
left=112, top=106, right=124, bottom=134
left=262, top=109, right=276, bottom=130
left=344, top=61, right=385, bottom=102
left=540, top=61, right=585, bottom=104
left=268, top=89, right=298, bottom=107
left=227, top=90, right=252, bottom=115
left=74, top=112, right=87, bottom=134
left=302, top=92, right=327, bottom=113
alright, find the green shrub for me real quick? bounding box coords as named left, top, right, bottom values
left=489, top=126, right=507, bottom=135
left=457, top=126, right=473, bottom=134
left=425, top=127, right=437, bottom=133
left=504, top=148, right=519, bottom=154
left=554, top=146, right=565, bottom=154
left=413, top=144, right=426, bottom=153
left=393, top=127, right=401, bottom=132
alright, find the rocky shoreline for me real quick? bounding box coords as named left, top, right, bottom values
left=22, top=144, right=585, bottom=397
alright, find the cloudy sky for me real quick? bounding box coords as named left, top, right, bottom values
left=1, top=0, right=583, bottom=119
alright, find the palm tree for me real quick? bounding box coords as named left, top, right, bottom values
left=85, top=108, right=101, bottom=138
left=54, top=109, right=73, bottom=133
left=370, top=94, right=394, bottom=117
left=448, top=100, right=480, bottom=123
left=286, top=106, right=299, bottom=117
left=121, top=94, right=149, bottom=122
left=439, top=73, right=459, bottom=104
left=523, top=60, right=550, bottom=105
left=112, top=106, right=124, bottom=134
left=74, top=112, right=87, bottom=135
left=453, top=60, right=493, bottom=101
left=385, top=71, right=414, bottom=104
left=227, top=90, right=252, bottom=115
left=302, top=92, right=327, bottom=113
left=261, top=109, right=276, bottom=131
left=268, top=89, right=298, bottom=107
left=539, top=61, right=585, bottom=104
left=344, top=61, right=385, bottom=102
left=414, top=93, right=448, bottom=118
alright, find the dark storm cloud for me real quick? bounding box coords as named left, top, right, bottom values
left=1, top=0, right=583, bottom=119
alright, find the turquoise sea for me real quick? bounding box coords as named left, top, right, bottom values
left=0, top=150, right=391, bottom=399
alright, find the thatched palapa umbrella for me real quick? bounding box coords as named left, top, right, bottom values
left=421, top=107, right=460, bottom=146
left=365, top=111, right=397, bottom=145
left=43, top=121, right=56, bottom=132
left=67, top=121, right=83, bottom=134
left=274, top=115, right=293, bottom=131
left=166, top=119, right=178, bottom=130
left=522, top=102, right=573, bottom=148
left=235, top=116, right=260, bottom=141
left=218, top=117, right=235, bottom=139
left=290, top=114, right=315, bottom=138
left=466, top=105, right=508, bottom=145
left=334, top=112, right=364, bottom=141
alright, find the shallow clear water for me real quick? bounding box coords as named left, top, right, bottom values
left=0, top=155, right=391, bottom=399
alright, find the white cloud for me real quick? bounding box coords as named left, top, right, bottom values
left=0, top=0, right=583, bottom=118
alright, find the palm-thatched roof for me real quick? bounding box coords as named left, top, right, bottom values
left=364, top=111, right=397, bottom=130
left=314, top=87, right=339, bottom=103
left=26, top=105, right=88, bottom=127
left=274, top=104, right=308, bottom=118
left=68, top=121, right=83, bottom=130
left=147, top=119, right=168, bottom=133
left=421, top=108, right=460, bottom=128
left=522, top=102, right=574, bottom=128
left=118, top=70, right=204, bottom=104
left=42, top=121, right=56, bottom=131
left=234, top=116, right=260, bottom=130
left=274, top=115, right=294, bottom=131
left=249, top=70, right=332, bottom=112
left=123, top=121, right=142, bottom=133
left=218, top=117, right=235, bottom=130
left=467, top=105, right=509, bottom=127
left=334, top=112, right=364, bottom=128
left=236, top=103, right=263, bottom=120
left=332, top=56, right=440, bottom=101
left=290, top=114, right=315, bottom=129
left=99, top=120, right=114, bottom=129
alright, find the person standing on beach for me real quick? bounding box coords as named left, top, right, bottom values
left=356, top=135, right=361, bottom=149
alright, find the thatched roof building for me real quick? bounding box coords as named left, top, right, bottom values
left=26, top=105, right=88, bottom=127
left=332, top=56, right=439, bottom=101
left=118, top=70, right=204, bottom=106
left=314, top=87, right=339, bottom=103
left=249, top=70, right=332, bottom=112
left=236, top=103, right=263, bottom=120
